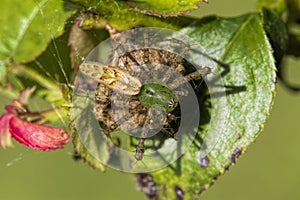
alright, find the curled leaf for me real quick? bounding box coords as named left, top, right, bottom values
left=19, top=87, right=36, bottom=106
left=69, top=0, right=197, bottom=30
left=126, top=0, right=204, bottom=17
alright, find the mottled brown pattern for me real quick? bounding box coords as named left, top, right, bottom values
left=93, top=48, right=186, bottom=136
left=92, top=44, right=208, bottom=160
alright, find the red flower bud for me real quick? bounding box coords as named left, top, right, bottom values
left=0, top=113, right=14, bottom=148
left=0, top=87, right=69, bottom=151
left=9, top=116, right=70, bottom=151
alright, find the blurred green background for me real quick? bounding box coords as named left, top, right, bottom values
left=1, top=0, right=300, bottom=199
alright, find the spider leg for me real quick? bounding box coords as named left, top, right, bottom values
left=161, top=39, right=190, bottom=84
left=165, top=38, right=190, bottom=58
left=135, top=116, right=152, bottom=160
left=155, top=112, right=178, bottom=139
left=73, top=88, right=96, bottom=102
left=169, top=67, right=212, bottom=90
left=160, top=128, right=177, bottom=140
left=112, top=100, right=145, bottom=126
left=174, top=89, right=189, bottom=97
left=135, top=138, right=145, bottom=161
left=109, top=30, right=141, bottom=71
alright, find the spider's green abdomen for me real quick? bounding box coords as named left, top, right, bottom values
left=138, top=83, right=178, bottom=112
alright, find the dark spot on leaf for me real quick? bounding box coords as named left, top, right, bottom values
left=198, top=186, right=207, bottom=194
left=224, top=163, right=231, bottom=171
left=73, top=150, right=81, bottom=161
left=236, top=134, right=241, bottom=140
left=137, top=173, right=158, bottom=200
left=174, top=185, right=185, bottom=200
left=231, top=147, right=242, bottom=164
left=212, top=175, right=219, bottom=182
left=197, top=155, right=210, bottom=168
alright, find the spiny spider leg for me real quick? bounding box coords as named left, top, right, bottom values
left=73, top=88, right=96, bottom=100
left=160, top=128, right=177, bottom=140
left=105, top=24, right=138, bottom=69
left=165, top=38, right=190, bottom=60
left=160, top=113, right=179, bottom=139
left=173, top=89, right=189, bottom=97
left=135, top=138, right=145, bottom=161
left=142, top=29, right=150, bottom=47
left=163, top=38, right=188, bottom=54
left=161, top=61, right=182, bottom=84
left=188, top=66, right=213, bottom=91
left=169, top=66, right=212, bottom=91
left=185, top=67, right=212, bottom=82
left=161, top=38, right=190, bottom=83
left=108, top=103, right=146, bottom=131
left=111, top=35, right=142, bottom=70
left=135, top=116, right=152, bottom=161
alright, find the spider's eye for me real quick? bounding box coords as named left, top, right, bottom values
left=145, top=89, right=156, bottom=96
left=168, top=98, right=176, bottom=108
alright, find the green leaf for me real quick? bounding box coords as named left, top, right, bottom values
left=0, top=0, right=77, bottom=63
left=7, top=72, right=24, bottom=91
left=0, top=61, right=6, bottom=85
left=147, top=14, right=276, bottom=200
left=69, top=0, right=197, bottom=30
left=0, top=88, right=18, bottom=115
left=256, top=0, right=287, bottom=15
left=287, top=0, right=300, bottom=22
left=125, top=0, right=204, bottom=17
left=72, top=129, right=107, bottom=172
left=69, top=14, right=110, bottom=70
left=261, top=7, right=288, bottom=63
left=71, top=97, right=110, bottom=172
left=258, top=1, right=299, bottom=92
left=256, top=0, right=288, bottom=63
left=286, top=27, right=300, bottom=57
left=286, top=0, right=300, bottom=58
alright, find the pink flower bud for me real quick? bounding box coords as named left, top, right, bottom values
left=0, top=113, right=14, bottom=148
left=9, top=116, right=70, bottom=151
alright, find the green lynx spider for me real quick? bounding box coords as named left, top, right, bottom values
left=79, top=46, right=211, bottom=161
